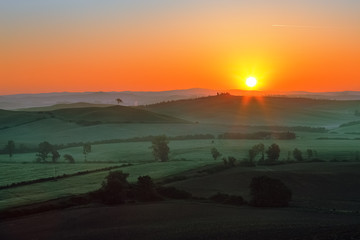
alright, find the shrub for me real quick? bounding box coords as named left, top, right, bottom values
left=293, top=148, right=303, bottom=161
left=135, top=176, right=162, bottom=201
left=64, top=154, right=75, bottom=163
left=266, top=144, right=280, bottom=163
left=249, top=175, right=292, bottom=207
left=211, top=147, right=221, bottom=160
left=98, top=171, right=130, bottom=204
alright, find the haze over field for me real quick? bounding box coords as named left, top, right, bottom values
left=2, top=89, right=360, bottom=110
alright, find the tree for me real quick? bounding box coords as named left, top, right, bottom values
left=135, top=176, right=160, bottom=201
left=100, top=171, right=130, bottom=204
left=64, top=154, right=75, bottom=163
left=36, top=141, right=53, bottom=162
left=4, top=140, right=15, bottom=158
left=151, top=135, right=169, bottom=162
left=211, top=147, right=221, bottom=160
left=83, top=143, right=91, bottom=162
left=249, top=143, right=265, bottom=162
left=249, top=175, right=292, bottom=207
left=306, top=149, right=313, bottom=160
left=266, top=144, right=280, bottom=162
left=116, top=98, right=123, bottom=105
left=227, top=156, right=237, bottom=167
left=293, top=148, right=303, bottom=161
left=51, top=150, right=60, bottom=163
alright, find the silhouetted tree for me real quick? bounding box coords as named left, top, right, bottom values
left=83, top=143, right=91, bottom=162
left=222, top=157, right=228, bottom=166
left=211, top=147, right=221, bottom=160
left=36, top=141, right=53, bottom=162
left=51, top=150, right=60, bottom=163
left=266, top=144, right=280, bottom=162
left=135, top=176, right=160, bottom=201
left=100, top=171, right=130, bottom=204
left=151, top=135, right=169, bottom=162
left=4, top=140, right=15, bottom=158
left=293, top=148, right=303, bottom=161
left=249, top=175, right=292, bottom=207
left=64, top=154, right=75, bottom=163
left=227, top=156, right=237, bottom=167
left=116, top=98, right=123, bottom=105
left=249, top=143, right=265, bottom=162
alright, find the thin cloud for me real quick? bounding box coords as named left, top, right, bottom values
left=272, top=24, right=328, bottom=29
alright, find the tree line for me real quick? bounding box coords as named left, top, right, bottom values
left=211, top=143, right=320, bottom=166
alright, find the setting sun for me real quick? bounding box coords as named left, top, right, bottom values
left=246, top=77, right=257, bottom=88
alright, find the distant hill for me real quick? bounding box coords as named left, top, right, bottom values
left=0, top=105, right=189, bottom=130
left=17, top=102, right=114, bottom=112
left=51, top=105, right=189, bottom=124
left=0, top=110, right=51, bottom=129
left=2, top=89, right=360, bottom=110
left=142, top=95, right=360, bottom=127
left=0, top=89, right=217, bottom=110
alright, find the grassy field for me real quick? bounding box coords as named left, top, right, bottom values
left=169, top=162, right=360, bottom=211
left=0, top=163, right=125, bottom=186
left=1, top=95, right=360, bottom=214
left=0, top=159, right=212, bottom=210
left=1, top=201, right=360, bottom=240
left=1, top=138, right=359, bottom=164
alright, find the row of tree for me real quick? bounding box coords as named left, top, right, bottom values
left=34, top=141, right=91, bottom=163
left=211, top=144, right=319, bottom=164
left=97, top=170, right=292, bottom=207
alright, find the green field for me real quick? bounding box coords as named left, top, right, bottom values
left=0, top=159, right=212, bottom=210
left=1, top=138, right=359, bottom=164
left=1, top=95, right=360, bottom=212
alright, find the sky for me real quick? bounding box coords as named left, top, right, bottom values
left=1, top=0, right=360, bottom=94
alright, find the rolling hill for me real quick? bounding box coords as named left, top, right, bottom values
left=142, top=95, right=360, bottom=127
left=0, top=105, right=189, bottom=127
left=50, top=105, right=189, bottom=124
left=17, top=102, right=114, bottom=112
left=2, top=89, right=360, bottom=110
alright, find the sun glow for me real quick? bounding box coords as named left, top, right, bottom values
left=246, top=77, right=257, bottom=88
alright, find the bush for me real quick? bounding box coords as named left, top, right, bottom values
left=98, top=171, right=130, bottom=204
left=157, top=186, right=192, bottom=199
left=64, top=154, right=75, bottom=163
left=293, top=148, right=303, bottom=161
left=210, top=192, right=244, bottom=205
left=249, top=176, right=292, bottom=207
left=151, top=135, right=170, bottom=162
left=135, top=176, right=162, bottom=201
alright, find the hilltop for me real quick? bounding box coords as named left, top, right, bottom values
left=17, top=102, right=113, bottom=112
left=142, top=95, right=360, bottom=127
left=0, top=105, right=189, bottom=129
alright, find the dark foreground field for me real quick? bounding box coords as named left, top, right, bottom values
left=1, top=201, right=360, bottom=240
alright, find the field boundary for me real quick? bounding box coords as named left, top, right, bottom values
left=0, top=164, right=132, bottom=190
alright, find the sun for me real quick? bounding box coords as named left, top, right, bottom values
left=245, top=77, right=257, bottom=88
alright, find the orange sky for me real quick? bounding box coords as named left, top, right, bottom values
left=1, top=1, right=360, bottom=94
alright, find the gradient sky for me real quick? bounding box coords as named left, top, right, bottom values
left=1, top=0, right=360, bottom=94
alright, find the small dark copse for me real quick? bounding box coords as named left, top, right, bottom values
left=250, top=175, right=292, bottom=207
